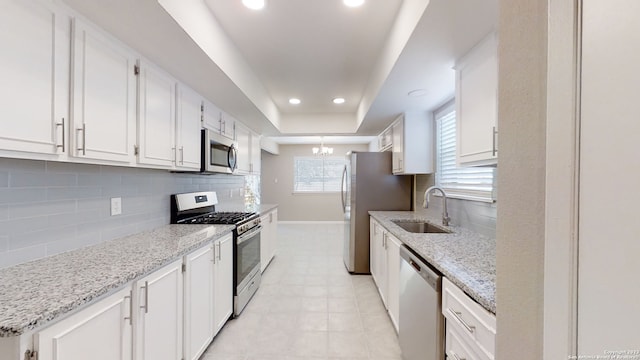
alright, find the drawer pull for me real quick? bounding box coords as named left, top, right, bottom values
left=447, top=308, right=475, bottom=333
left=449, top=350, right=466, bottom=360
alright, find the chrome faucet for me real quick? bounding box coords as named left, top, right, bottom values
left=423, top=186, right=450, bottom=226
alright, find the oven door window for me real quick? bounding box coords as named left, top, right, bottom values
left=237, top=231, right=260, bottom=283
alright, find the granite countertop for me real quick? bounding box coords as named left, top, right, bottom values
left=369, top=211, right=496, bottom=314
left=0, top=224, right=235, bottom=337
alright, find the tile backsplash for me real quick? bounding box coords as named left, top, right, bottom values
left=414, top=174, right=497, bottom=238
left=0, top=158, right=252, bottom=269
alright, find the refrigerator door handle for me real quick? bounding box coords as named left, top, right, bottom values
left=341, top=165, right=347, bottom=213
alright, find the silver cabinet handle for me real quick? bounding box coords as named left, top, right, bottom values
left=492, top=126, right=498, bottom=156
left=217, top=242, right=222, bottom=261
left=124, top=290, right=133, bottom=325
left=76, top=123, right=86, bottom=155
left=56, top=118, right=65, bottom=152
left=449, top=351, right=466, bottom=360
left=447, top=308, right=475, bottom=333
left=140, top=281, right=149, bottom=313
left=180, top=146, right=184, bottom=164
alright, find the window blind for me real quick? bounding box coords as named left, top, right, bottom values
left=435, top=103, right=495, bottom=202
left=293, top=156, right=345, bottom=192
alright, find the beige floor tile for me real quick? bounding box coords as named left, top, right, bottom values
left=328, top=313, right=364, bottom=332
left=328, top=298, right=359, bottom=313
left=201, top=224, right=408, bottom=360
left=290, top=331, right=329, bottom=357
left=298, top=312, right=329, bottom=331
left=328, top=332, right=370, bottom=358
left=301, top=297, right=328, bottom=312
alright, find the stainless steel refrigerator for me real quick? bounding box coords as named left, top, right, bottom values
left=341, top=151, right=412, bottom=274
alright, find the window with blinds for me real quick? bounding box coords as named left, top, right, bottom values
left=293, top=156, right=346, bottom=193
left=435, top=101, right=496, bottom=202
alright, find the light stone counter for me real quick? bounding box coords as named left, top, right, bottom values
left=0, top=224, right=235, bottom=337
left=369, top=211, right=496, bottom=314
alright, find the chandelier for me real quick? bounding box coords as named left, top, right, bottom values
left=312, top=137, right=334, bottom=156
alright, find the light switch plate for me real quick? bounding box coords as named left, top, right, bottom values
left=110, top=197, right=122, bottom=216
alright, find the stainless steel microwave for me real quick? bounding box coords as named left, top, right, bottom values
left=202, top=129, right=238, bottom=174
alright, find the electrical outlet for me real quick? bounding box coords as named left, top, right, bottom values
left=110, top=197, right=122, bottom=216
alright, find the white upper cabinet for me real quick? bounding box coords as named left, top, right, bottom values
left=175, top=84, right=203, bottom=170
left=0, top=0, right=70, bottom=157
left=234, top=122, right=261, bottom=175
left=219, top=111, right=236, bottom=140
left=250, top=131, right=262, bottom=174
left=202, top=99, right=222, bottom=133
left=235, top=122, right=251, bottom=174
left=391, top=112, right=434, bottom=175
left=455, top=32, right=498, bottom=167
left=136, top=59, right=177, bottom=168
left=71, top=17, right=137, bottom=164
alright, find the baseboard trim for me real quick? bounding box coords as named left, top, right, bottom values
left=278, top=221, right=346, bottom=224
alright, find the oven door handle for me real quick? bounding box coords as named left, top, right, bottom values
left=237, top=226, right=261, bottom=244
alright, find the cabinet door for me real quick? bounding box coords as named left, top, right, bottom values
left=36, top=286, right=133, bottom=360
left=234, top=123, right=251, bottom=174
left=213, top=234, right=233, bottom=334
left=386, top=233, right=401, bottom=333
left=250, top=132, right=262, bottom=174
left=370, top=219, right=387, bottom=307
left=71, top=18, right=136, bottom=164
left=175, top=83, right=202, bottom=170
left=135, top=259, right=183, bottom=360
left=0, top=0, right=69, bottom=156
left=219, top=112, right=235, bottom=140
left=202, top=99, right=221, bottom=133
left=391, top=119, right=404, bottom=173
left=455, top=33, right=498, bottom=167
left=184, top=245, right=214, bottom=360
left=137, top=60, right=176, bottom=168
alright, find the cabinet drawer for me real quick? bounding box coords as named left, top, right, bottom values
left=446, top=324, right=487, bottom=360
left=442, top=278, right=495, bottom=359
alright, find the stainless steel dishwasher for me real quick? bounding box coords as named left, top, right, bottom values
left=399, top=245, right=444, bottom=360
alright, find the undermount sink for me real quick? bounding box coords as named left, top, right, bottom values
left=392, top=220, right=452, bottom=234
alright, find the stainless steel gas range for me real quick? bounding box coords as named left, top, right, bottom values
left=170, top=191, right=261, bottom=316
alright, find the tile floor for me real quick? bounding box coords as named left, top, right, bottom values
left=201, top=223, right=402, bottom=360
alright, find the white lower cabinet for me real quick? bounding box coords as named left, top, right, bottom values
left=213, top=234, right=233, bottom=334
left=260, top=209, right=278, bottom=273
left=135, top=259, right=183, bottom=360
left=35, top=286, right=133, bottom=360
left=183, top=245, right=215, bottom=360
left=442, top=277, right=496, bottom=360
left=385, top=233, right=401, bottom=333
left=369, top=217, right=401, bottom=332
left=13, top=234, right=236, bottom=360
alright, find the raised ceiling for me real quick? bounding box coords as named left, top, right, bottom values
left=59, top=0, right=497, bottom=141
left=204, top=0, right=403, bottom=115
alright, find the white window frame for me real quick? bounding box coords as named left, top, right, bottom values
left=293, top=156, right=346, bottom=193
left=434, top=100, right=496, bottom=203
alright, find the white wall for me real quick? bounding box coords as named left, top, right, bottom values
left=261, top=144, right=369, bottom=221
left=495, top=0, right=547, bottom=358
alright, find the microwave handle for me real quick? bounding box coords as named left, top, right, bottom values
left=228, top=144, right=238, bottom=172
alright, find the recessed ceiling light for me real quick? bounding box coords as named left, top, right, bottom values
left=333, top=98, right=345, bottom=104
left=343, top=0, right=365, bottom=7
left=242, top=0, right=266, bottom=10
left=408, top=89, right=428, bottom=97
left=289, top=98, right=301, bottom=105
